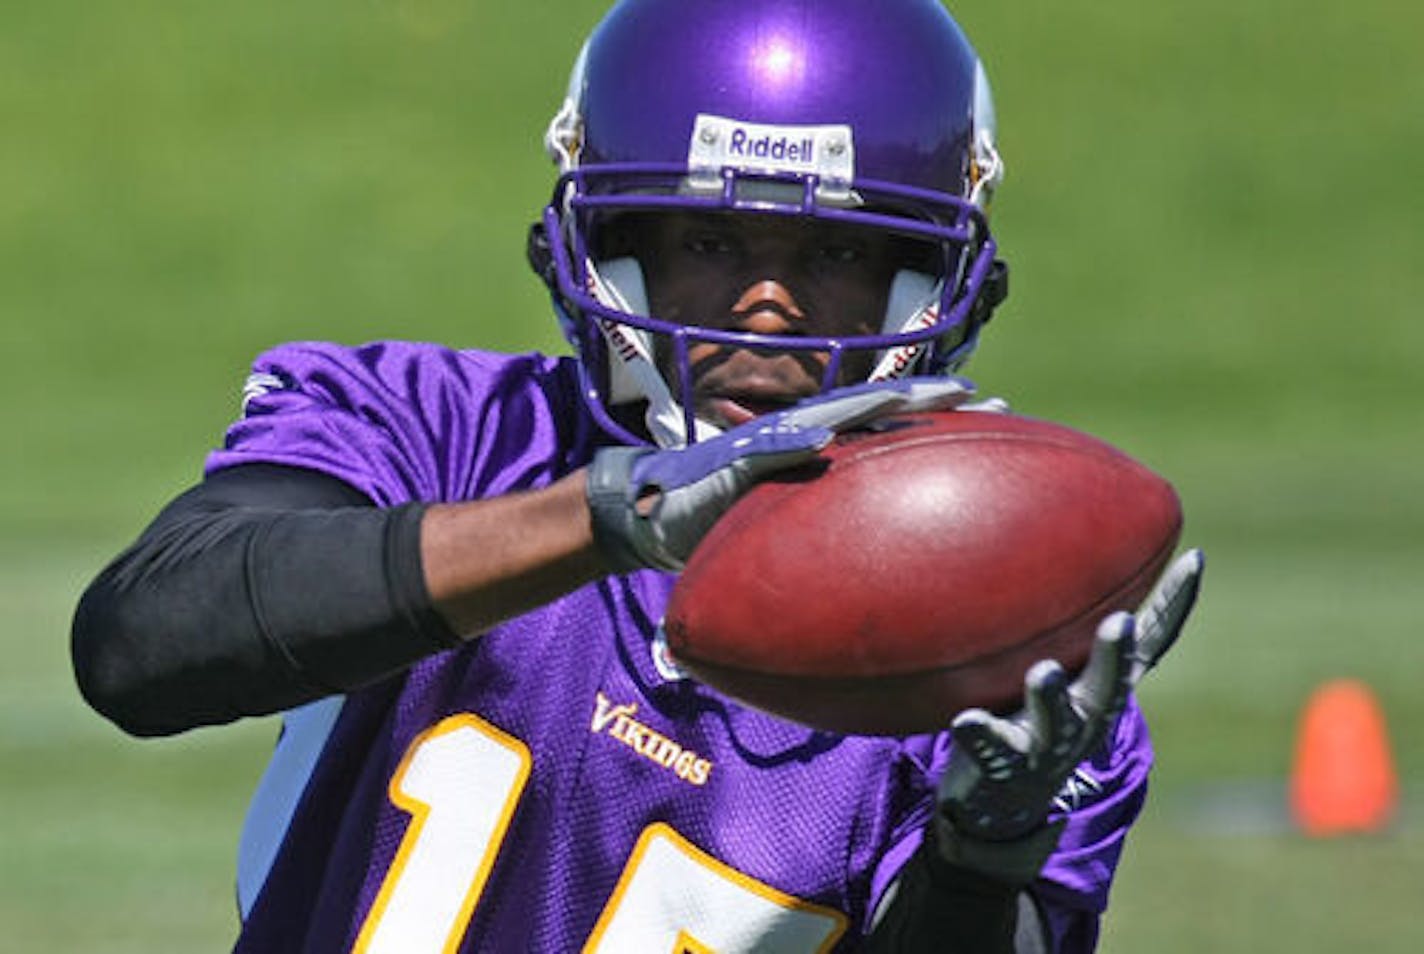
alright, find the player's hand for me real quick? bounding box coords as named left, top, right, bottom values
left=932, top=549, right=1204, bottom=884
left=586, top=377, right=976, bottom=572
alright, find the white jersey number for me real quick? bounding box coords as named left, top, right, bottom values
left=353, top=714, right=530, bottom=954
left=354, top=713, right=848, bottom=953
left=585, top=823, right=847, bottom=953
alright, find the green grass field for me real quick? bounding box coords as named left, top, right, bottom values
left=3, top=0, right=1422, bottom=949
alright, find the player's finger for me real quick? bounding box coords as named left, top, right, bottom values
left=950, top=710, right=1026, bottom=781
left=959, top=396, right=1010, bottom=414
left=780, top=385, right=906, bottom=432
left=894, top=377, right=977, bottom=412
left=1131, top=549, right=1203, bottom=682
left=1022, top=659, right=1072, bottom=761
left=783, top=377, right=974, bottom=432
left=643, top=421, right=827, bottom=491
left=732, top=427, right=834, bottom=478
left=1071, top=612, right=1135, bottom=722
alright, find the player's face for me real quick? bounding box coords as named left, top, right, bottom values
left=611, top=211, right=935, bottom=429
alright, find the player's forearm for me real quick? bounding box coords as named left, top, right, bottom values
left=421, top=469, right=609, bottom=637
left=73, top=464, right=609, bottom=737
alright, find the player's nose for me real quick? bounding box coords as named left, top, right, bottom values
left=731, top=280, right=807, bottom=335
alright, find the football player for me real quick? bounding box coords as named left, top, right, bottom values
left=71, top=1, right=1203, bottom=951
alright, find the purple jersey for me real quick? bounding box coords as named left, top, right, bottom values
left=207, top=341, right=1152, bottom=953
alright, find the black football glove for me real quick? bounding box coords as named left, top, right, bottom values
left=933, top=549, right=1204, bottom=884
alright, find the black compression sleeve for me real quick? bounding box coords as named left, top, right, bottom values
left=863, top=830, right=1051, bottom=954
left=72, top=465, right=459, bottom=736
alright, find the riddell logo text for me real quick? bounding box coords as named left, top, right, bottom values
left=727, top=128, right=816, bottom=165
left=597, top=317, right=641, bottom=364
left=877, top=305, right=941, bottom=378
left=591, top=692, right=713, bottom=786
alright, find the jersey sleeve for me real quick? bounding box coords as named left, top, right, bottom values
left=205, top=340, right=588, bottom=506
left=866, top=696, right=1153, bottom=951
left=1031, top=696, right=1152, bottom=949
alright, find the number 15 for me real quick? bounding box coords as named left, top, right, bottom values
left=353, top=714, right=848, bottom=953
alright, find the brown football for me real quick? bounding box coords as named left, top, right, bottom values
left=662, top=410, right=1182, bottom=736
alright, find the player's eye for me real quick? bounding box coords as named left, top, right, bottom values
left=683, top=231, right=737, bottom=256
left=816, top=243, right=864, bottom=265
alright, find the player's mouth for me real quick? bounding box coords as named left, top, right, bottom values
left=693, top=362, right=822, bottom=427
left=703, top=392, right=799, bottom=427
left=684, top=343, right=827, bottom=427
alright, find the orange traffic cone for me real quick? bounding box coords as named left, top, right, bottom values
left=1289, top=679, right=1399, bottom=836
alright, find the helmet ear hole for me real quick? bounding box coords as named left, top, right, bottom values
left=526, top=221, right=555, bottom=290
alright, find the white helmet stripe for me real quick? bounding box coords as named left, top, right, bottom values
left=869, top=270, right=942, bottom=381
left=587, top=258, right=722, bottom=448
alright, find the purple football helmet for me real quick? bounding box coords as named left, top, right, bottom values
left=530, top=0, right=1007, bottom=447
